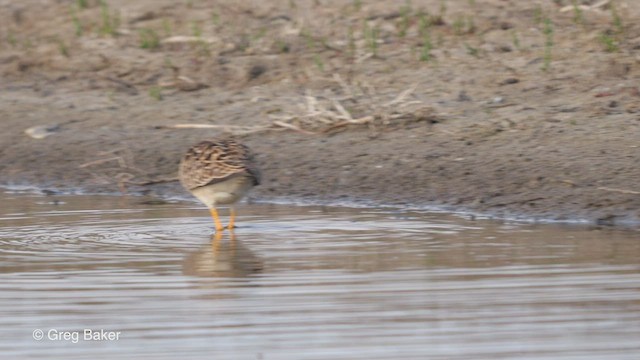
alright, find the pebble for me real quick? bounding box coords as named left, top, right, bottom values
left=24, top=124, right=60, bottom=139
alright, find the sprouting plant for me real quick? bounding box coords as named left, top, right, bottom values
left=313, top=54, right=325, bottom=72
left=71, top=7, right=83, bottom=36
left=301, top=28, right=315, bottom=50
left=353, top=0, right=362, bottom=12
left=371, top=26, right=380, bottom=56
left=275, top=39, right=289, bottom=53
left=235, top=34, right=250, bottom=52
left=252, top=28, right=267, bottom=42
left=211, top=11, right=220, bottom=26
left=99, top=0, right=120, bottom=36
left=7, top=31, right=17, bottom=47
left=99, top=0, right=110, bottom=33
left=139, top=28, right=160, bottom=49
left=419, top=14, right=432, bottom=61
left=164, top=57, right=174, bottom=69
left=453, top=14, right=475, bottom=35
left=418, top=14, right=430, bottom=36
left=149, top=86, right=162, bottom=101
left=363, top=21, right=379, bottom=56
left=347, top=26, right=356, bottom=60
left=466, top=15, right=476, bottom=33
left=571, top=0, right=583, bottom=25
left=542, top=17, right=553, bottom=71
left=398, top=2, right=412, bottom=38
left=162, top=18, right=172, bottom=36
left=533, top=4, right=543, bottom=24
left=191, top=22, right=202, bottom=38
left=465, top=43, right=478, bottom=57
left=57, top=38, right=70, bottom=57
left=439, top=0, right=447, bottom=18
left=610, top=1, right=623, bottom=34
left=453, top=16, right=465, bottom=35
left=511, top=30, right=521, bottom=50
left=599, top=32, right=619, bottom=52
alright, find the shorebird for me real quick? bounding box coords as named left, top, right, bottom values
left=179, top=138, right=261, bottom=231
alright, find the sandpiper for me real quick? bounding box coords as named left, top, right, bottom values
left=179, top=138, right=261, bottom=231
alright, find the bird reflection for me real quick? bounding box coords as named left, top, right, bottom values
left=183, top=232, right=263, bottom=278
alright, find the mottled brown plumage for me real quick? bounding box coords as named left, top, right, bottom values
left=179, top=138, right=261, bottom=231
left=179, top=139, right=260, bottom=190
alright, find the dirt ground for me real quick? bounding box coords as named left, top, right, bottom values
left=1, top=0, right=639, bottom=225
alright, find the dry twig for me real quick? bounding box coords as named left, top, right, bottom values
left=266, top=77, right=436, bottom=134
left=597, top=187, right=640, bottom=195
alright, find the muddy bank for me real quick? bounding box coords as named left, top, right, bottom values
left=1, top=0, right=639, bottom=225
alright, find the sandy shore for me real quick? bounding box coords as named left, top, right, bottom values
left=1, top=0, right=639, bottom=225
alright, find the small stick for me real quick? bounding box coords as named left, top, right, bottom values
left=158, top=124, right=268, bottom=131
left=559, top=4, right=590, bottom=12
left=78, top=156, right=122, bottom=168
left=347, top=115, right=375, bottom=124
left=323, top=115, right=375, bottom=132
left=161, top=36, right=218, bottom=45
left=162, top=124, right=233, bottom=129
left=272, top=121, right=317, bottom=135
left=590, top=0, right=611, bottom=10
left=321, top=121, right=352, bottom=133
left=332, top=99, right=353, bottom=121
left=384, top=84, right=418, bottom=107
left=597, top=187, right=640, bottom=195
left=355, top=53, right=373, bottom=64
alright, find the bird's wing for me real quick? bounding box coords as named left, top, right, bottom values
left=179, top=139, right=259, bottom=190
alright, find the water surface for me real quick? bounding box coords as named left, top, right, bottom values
left=0, top=191, right=639, bottom=359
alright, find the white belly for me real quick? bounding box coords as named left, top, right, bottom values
left=190, top=175, right=254, bottom=207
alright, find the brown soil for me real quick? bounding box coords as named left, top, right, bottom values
left=1, top=0, right=639, bottom=225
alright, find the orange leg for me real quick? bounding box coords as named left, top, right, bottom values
left=227, top=207, right=236, bottom=230
left=209, top=208, right=224, bottom=232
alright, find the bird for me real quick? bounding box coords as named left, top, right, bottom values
left=179, top=138, right=261, bottom=232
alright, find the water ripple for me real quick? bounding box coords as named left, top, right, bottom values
left=0, top=192, right=639, bottom=359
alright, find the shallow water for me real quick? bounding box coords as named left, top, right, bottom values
left=0, top=190, right=639, bottom=360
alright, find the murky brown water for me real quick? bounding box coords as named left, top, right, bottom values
left=0, top=190, right=639, bottom=359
